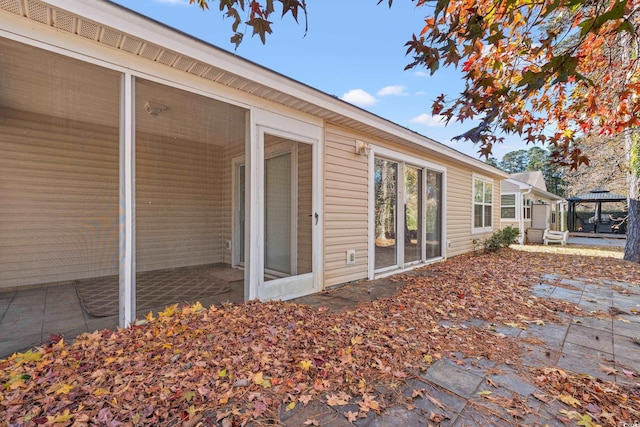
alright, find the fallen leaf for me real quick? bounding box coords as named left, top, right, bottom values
left=584, top=403, right=601, bottom=415
left=299, top=360, right=312, bottom=371
left=47, top=409, right=73, bottom=424
left=253, top=372, right=264, bottom=385
left=559, top=394, right=582, bottom=408
left=326, top=393, right=349, bottom=406
left=429, top=411, right=448, bottom=423
left=622, top=370, right=635, bottom=378
left=533, top=392, right=551, bottom=403
left=426, top=393, right=446, bottom=410
left=344, top=411, right=358, bottom=423
left=299, top=394, right=313, bottom=405
left=598, top=364, right=617, bottom=376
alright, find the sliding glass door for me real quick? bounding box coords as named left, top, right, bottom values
left=426, top=170, right=443, bottom=259
left=404, top=165, right=423, bottom=264
left=374, top=159, right=398, bottom=270
left=374, top=156, right=443, bottom=273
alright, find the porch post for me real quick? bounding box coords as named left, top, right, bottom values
left=119, top=73, right=136, bottom=327
left=246, top=108, right=261, bottom=300
left=568, top=202, right=573, bottom=231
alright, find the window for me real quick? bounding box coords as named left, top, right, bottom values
left=501, top=194, right=517, bottom=219
left=473, top=177, right=493, bottom=231
left=523, top=198, right=532, bottom=220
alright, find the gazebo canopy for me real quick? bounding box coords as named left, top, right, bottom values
left=566, top=189, right=627, bottom=202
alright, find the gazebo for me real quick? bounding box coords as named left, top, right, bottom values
left=566, top=189, right=627, bottom=234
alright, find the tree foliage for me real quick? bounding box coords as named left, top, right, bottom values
left=497, top=147, right=565, bottom=195
left=400, top=0, right=640, bottom=169
left=563, top=134, right=628, bottom=197
left=500, top=149, right=529, bottom=173
left=189, top=0, right=308, bottom=47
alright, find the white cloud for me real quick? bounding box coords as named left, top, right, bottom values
left=414, top=71, right=429, bottom=77
left=414, top=91, right=427, bottom=96
left=377, top=85, right=407, bottom=96
left=341, top=89, right=377, bottom=107
left=409, top=113, right=446, bottom=127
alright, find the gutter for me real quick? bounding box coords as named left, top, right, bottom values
left=520, top=186, right=533, bottom=244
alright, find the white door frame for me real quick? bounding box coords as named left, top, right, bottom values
left=232, top=157, right=245, bottom=268
left=249, top=108, right=323, bottom=301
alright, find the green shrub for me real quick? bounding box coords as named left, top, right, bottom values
left=473, top=226, right=520, bottom=253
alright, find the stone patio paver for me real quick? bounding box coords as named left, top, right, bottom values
left=280, top=400, right=352, bottom=427
left=1, top=244, right=639, bottom=426
left=564, top=323, right=614, bottom=353
left=401, top=379, right=467, bottom=422
left=423, top=360, right=485, bottom=399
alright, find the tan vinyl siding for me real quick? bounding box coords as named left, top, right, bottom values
left=0, top=109, right=119, bottom=289
left=445, top=167, right=475, bottom=256
left=448, top=173, right=500, bottom=256
left=501, top=180, right=521, bottom=193
left=323, top=125, right=369, bottom=286
left=323, top=123, right=504, bottom=284
left=136, top=132, right=223, bottom=272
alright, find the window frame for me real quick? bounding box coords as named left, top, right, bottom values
left=523, top=197, right=533, bottom=220
left=500, top=193, right=518, bottom=220
left=472, top=174, right=494, bottom=234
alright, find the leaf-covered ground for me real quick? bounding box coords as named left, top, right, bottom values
left=1, top=248, right=639, bottom=426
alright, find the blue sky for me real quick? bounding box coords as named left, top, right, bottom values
left=111, top=0, right=535, bottom=160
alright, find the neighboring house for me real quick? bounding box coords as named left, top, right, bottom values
left=501, top=172, right=565, bottom=243
left=0, top=0, right=508, bottom=327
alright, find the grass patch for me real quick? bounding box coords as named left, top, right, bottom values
left=512, top=243, right=624, bottom=259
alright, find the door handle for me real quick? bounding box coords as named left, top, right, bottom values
left=315, top=212, right=319, bottom=225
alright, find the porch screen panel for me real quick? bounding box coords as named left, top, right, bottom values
left=297, top=142, right=313, bottom=275
left=134, top=78, right=247, bottom=310
left=238, top=164, right=246, bottom=264
left=374, top=158, right=398, bottom=270
left=426, top=170, right=443, bottom=259
left=404, top=165, right=423, bottom=264
left=0, top=38, right=120, bottom=291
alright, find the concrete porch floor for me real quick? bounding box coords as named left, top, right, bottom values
left=0, top=265, right=245, bottom=358
left=0, top=283, right=118, bottom=358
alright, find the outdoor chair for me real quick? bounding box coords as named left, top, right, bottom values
left=543, top=229, right=569, bottom=246
left=611, top=215, right=628, bottom=234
